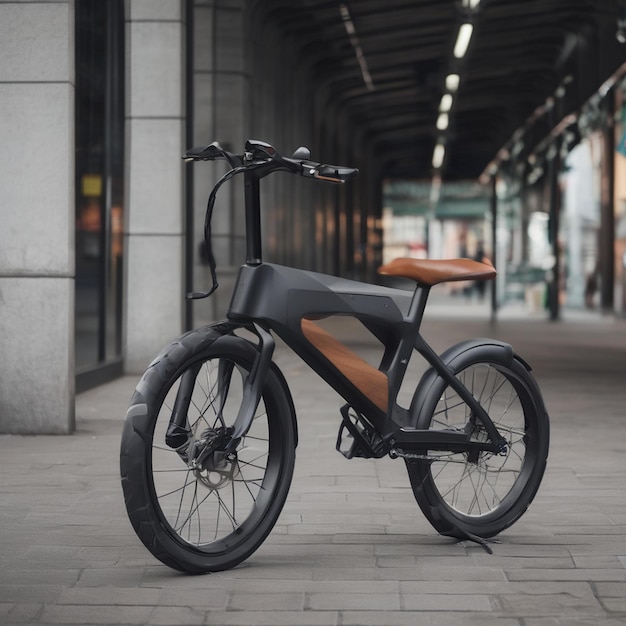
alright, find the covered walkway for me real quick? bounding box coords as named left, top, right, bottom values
left=1, top=302, right=625, bottom=624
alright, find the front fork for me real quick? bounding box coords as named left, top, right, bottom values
left=164, top=363, right=202, bottom=459
left=224, top=323, right=275, bottom=452
left=165, top=323, right=275, bottom=461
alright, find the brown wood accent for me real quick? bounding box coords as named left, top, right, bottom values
left=300, top=318, right=388, bottom=412
left=378, top=257, right=496, bottom=286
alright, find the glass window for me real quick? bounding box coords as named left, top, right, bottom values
left=75, top=0, right=125, bottom=384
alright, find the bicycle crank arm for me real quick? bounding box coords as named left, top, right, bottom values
left=225, top=323, right=275, bottom=453
left=391, top=428, right=503, bottom=455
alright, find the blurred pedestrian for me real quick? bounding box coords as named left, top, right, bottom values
left=474, top=241, right=487, bottom=300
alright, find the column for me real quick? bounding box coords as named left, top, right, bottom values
left=190, top=0, right=249, bottom=325
left=124, top=1, right=186, bottom=373
left=0, top=1, right=75, bottom=433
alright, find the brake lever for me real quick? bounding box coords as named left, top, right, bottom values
left=301, top=162, right=359, bottom=183
left=244, top=139, right=278, bottom=162
left=183, top=141, right=224, bottom=161
left=183, top=142, right=242, bottom=168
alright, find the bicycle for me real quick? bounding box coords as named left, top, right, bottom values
left=120, top=139, right=549, bottom=573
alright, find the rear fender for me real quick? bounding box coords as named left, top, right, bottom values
left=409, top=338, right=516, bottom=429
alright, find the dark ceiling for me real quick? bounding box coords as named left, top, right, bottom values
left=264, top=0, right=626, bottom=181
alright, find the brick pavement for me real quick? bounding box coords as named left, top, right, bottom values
left=1, top=300, right=626, bottom=625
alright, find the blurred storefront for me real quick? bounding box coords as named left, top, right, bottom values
left=382, top=180, right=492, bottom=279
left=417, top=68, right=626, bottom=318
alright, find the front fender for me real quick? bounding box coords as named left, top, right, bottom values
left=134, top=321, right=241, bottom=402
left=132, top=321, right=298, bottom=447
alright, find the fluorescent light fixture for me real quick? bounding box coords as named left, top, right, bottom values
left=432, top=144, right=445, bottom=168
left=462, top=0, right=481, bottom=9
left=439, top=93, right=453, bottom=112
left=339, top=3, right=375, bottom=91
left=445, top=73, right=460, bottom=91
left=436, top=112, right=449, bottom=130
left=339, top=3, right=355, bottom=34
left=453, top=22, right=473, bottom=58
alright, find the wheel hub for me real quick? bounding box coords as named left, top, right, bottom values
left=187, top=427, right=239, bottom=489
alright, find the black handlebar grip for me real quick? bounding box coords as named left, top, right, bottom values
left=317, top=164, right=359, bottom=182
left=183, top=142, right=226, bottom=161
left=301, top=162, right=359, bottom=183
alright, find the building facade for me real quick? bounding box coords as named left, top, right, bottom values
left=0, top=0, right=380, bottom=433
left=1, top=0, right=624, bottom=433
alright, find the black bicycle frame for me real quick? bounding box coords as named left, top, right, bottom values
left=222, top=166, right=507, bottom=457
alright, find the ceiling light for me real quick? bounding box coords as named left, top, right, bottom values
left=453, top=22, right=474, bottom=58
left=617, top=4, right=626, bottom=43
left=339, top=3, right=375, bottom=91
left=432, top=144, right=445, bottom=169
left=436, top=113, right=449, bottom=130
left=439, top=93, right=453, bottom=112
left=445, top=73, right=460, bottom=91
left=462, top=0, right=480, bottom=9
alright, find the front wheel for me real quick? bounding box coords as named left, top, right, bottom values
left=406, top=344, right=549, bottom=540
left=120, top=327, right=296, bottom=573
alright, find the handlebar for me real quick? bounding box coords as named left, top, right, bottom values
left=182, top=139, right=358, bottom=301
left=183, top=139, right=359, bottom=184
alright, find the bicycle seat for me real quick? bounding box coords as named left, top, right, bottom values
left=378, top=257, right=496, bottom=286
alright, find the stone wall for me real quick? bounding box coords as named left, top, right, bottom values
left=0, top=1, right=75, bottom=433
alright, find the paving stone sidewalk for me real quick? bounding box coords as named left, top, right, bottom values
left=1, top=302, right=626, bottom=625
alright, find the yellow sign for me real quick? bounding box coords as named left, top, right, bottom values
left=82, top=174, right=102, bottom=197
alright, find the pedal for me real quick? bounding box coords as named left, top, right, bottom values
left=336, top=405, right=387, bottom=459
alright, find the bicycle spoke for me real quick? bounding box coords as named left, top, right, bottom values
left=149, top=354, right=275, bottom=550
left=425, top=363, right=532, bottom=518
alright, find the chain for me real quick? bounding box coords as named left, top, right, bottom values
left=389, top=448, right=463, bottom=462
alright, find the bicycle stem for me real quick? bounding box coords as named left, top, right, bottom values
left=244, top=171, right=263, bottom=266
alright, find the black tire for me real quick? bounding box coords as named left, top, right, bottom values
left=406, top=344, right=549, bottom=539
left=120, top=325, right=296, bottom=573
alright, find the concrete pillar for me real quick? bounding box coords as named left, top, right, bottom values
left=190, top=0, right=249, bottom=325
left=547, top=138, right=562, bottom=321
left=124, top=1, right=186, bottom=373
left=0, top=1, right=75, bottom=434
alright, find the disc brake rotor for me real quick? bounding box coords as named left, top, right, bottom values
left=187, top=427, right=240, bottom=490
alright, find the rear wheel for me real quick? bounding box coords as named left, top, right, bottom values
left=120, top=330, right=296, bottom=573
left=406, top=351, right=549, bottom=539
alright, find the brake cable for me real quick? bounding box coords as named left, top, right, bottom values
left=186, top=161, right=266, bottom=300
